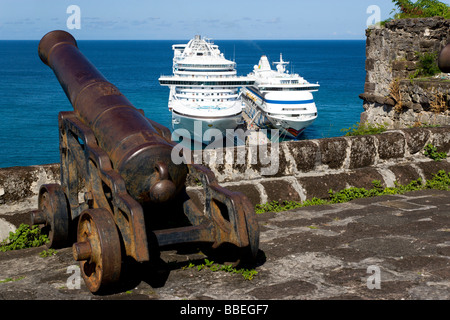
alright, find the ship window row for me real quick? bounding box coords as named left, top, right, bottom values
left=268, top=112, right=317, bottom=117
left=260, top=86, right=317, bottom=91
left=160, top=80, right=254, bottom=86
left=176, top=68, right=235, bottom=72
left=282, top=108, right=307, bottom=111
left=280, top=80, right=299, bottom=84
left=179, top=98, right=236, bottom=102
left=174, top=74, right=237, bottom=78
left=176, top=90, right=236, bottom=96
left=182, top=87, right=237, bottom=90
left=176, top=64, right=235, bottom=69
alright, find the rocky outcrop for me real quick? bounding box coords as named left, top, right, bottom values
left=361, top=17, right=450, bottom=128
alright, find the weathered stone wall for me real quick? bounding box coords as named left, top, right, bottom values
left=0, top=164, right=60, bottom=214
left=199, top=126, right=450, bottom=183
left=1, top=127, right=449, bottom=217
left=360, top=17, right=450, bottom=128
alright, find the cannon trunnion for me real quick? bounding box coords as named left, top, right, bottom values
left=31, top=30, right=259, bottom=293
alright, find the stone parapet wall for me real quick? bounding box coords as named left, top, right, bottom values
left=199, top=126, right=450, bottom=183
left=201, top=159, right=450, bottom=207
left=1, top=127, right=450, bottom=241
left=1, top=127, right=449, bottom=217
left=361, top=17, right=450, bottom=128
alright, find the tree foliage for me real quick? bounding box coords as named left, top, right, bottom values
left=391, top=0, right=450, bottom=19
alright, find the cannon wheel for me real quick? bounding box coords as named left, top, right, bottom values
left=74, top=208, right=121, bottom=293
left=38, top=184, right=70, bottom=248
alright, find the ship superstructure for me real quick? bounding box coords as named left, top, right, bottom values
left=159, top=35, right=254, bottom=145
left=242, top=54, right=319, bottom=139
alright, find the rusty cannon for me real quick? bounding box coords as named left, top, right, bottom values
left=30, top=30, right=259, bottom=293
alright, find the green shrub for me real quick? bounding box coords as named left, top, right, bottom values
left=425, top=170, right=450, bottom=190
left=0, top=224, right=49, bottom=252
left=424, top=143, right=447, bottom=161
left=391, top=0, right=450, bottom=19
left=39, top=249, right=57, bottom=258
left=341, top=122, right=387, bottom=136
left=182, top=259, right=258, bottom=281
left=255, top=171, right=450, bottom=213
left=410, top=52, right=441, bottom=80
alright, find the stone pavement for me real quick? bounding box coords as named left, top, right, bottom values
left=0, top=189, right=449, bottom=303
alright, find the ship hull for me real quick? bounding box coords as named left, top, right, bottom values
left=171, top=110, right=244, bottom=146
left=242, top=88, right=317, bottom=140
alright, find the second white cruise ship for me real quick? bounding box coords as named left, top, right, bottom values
left=242, top=54, right=320, bottom=139
left=159, top=35, right=254, bottom=145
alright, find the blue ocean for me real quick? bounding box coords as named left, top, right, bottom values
left=0, top=40, right=366, bottom=168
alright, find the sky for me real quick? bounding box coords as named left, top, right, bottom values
left=0, top=0, right=448, bottom=40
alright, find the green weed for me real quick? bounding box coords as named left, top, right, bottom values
left=0, top=224, right=49, bottom=252
left=0, top=276, right=25, bottom=284
left=255, top=170, right=450, bottom=213
left=424, top=143, right=447, bottom=161
left=182, top=259, right=258, bottom=281
left=390, top=0, right=450, bottom=19
left=341, top=122, right=387, bottom=136
left=39, top=249, right=57, bottom=258
left=409, top=52, right=441, bottom=80
left=425, top=170, right=450, bottom=190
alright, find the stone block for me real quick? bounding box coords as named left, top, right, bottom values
left=260, top=179, right=301, bottom=203
left=222, top=183, right=262, bottom=206
left=392, top=60, right=416, bottom=71
left=388, top=164, right=422, bottom=185
left=412, top=103, right=423, bottom=113
left=403, top=128, right=431, bottom=154
left=416, top=160, right=450, bottom=180
left=0, top=164, right=60, bottom=205
left=248, top=142, right=286, bottom=178
left=319, top=137, right=348, bottom=169
left=297, top=175, right=348, bottom=200
left=284, top=140, right=319, bottom=173
left=349, top=136, right=376, bottom=169
left=419, top=40, right=435, bottom=49
left=364, top=82, right=376, bottom=93
left=341, top=168, right=385, bottom=189
left=428, top=127, right=450, bottom=153
left=297, top=168, right=384, bottom=200
left=365, top=58, right=375, bottom=71
left=377, top=132, right=406, bottom=160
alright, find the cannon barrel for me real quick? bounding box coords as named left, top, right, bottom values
left=38, top=30, right=187, bottom=203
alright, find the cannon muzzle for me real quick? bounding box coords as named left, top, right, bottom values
left=38, top=30, right=186, bottom=203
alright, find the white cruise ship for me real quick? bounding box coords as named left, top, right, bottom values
left=159, top=35, right=254, bottom=145
left=241, top=54, right=320, bottom=139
